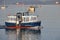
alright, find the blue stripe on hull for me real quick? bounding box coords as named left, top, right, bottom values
left=5, top=22, right=16, bottom=27
left=5, top=21, right=41, bottom=27
left=20, top=21, right=41, bottom=27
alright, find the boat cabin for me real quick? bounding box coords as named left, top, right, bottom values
left=7, top=16, right=37, bottom=23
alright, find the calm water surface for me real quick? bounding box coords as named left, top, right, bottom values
left=0, top=28, right=41, bottom=40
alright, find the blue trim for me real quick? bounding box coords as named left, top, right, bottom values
left=20, top=21, right=41, bottom=27
left=5, top=22, right=16, bottom=27
left=5, top=21, right=41, bottom=27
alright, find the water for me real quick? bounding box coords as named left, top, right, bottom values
left=0, top=5, right=60, bottom=40
left=0, top=28, right=41, bottom=40
left=0, top=25, right=60, bottom=40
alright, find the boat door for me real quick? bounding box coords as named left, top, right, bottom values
left=16, top=12, right=22, bottom=22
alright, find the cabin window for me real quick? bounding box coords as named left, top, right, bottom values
left=31, top=17, right=36, bottom=21
left=11, top=18, right=16, bottom=21
left=25, top=17, right=29, bottom=21
left=22, top=17, right=29, bottom=22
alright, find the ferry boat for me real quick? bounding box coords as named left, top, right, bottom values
left=5, top=6, right=41, bottom=30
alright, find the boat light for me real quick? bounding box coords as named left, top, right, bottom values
left=16, top=2, right=24, bottom=6
left=1, top=6, right=6, bottom=10
left=56, top=2, right=59, bottom=4
left=16, top=2, right=19, bottom=5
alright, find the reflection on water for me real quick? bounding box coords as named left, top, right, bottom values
left=5, top=30, right=17, bottom=40
left=5, top=29, right=41, bottom=40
